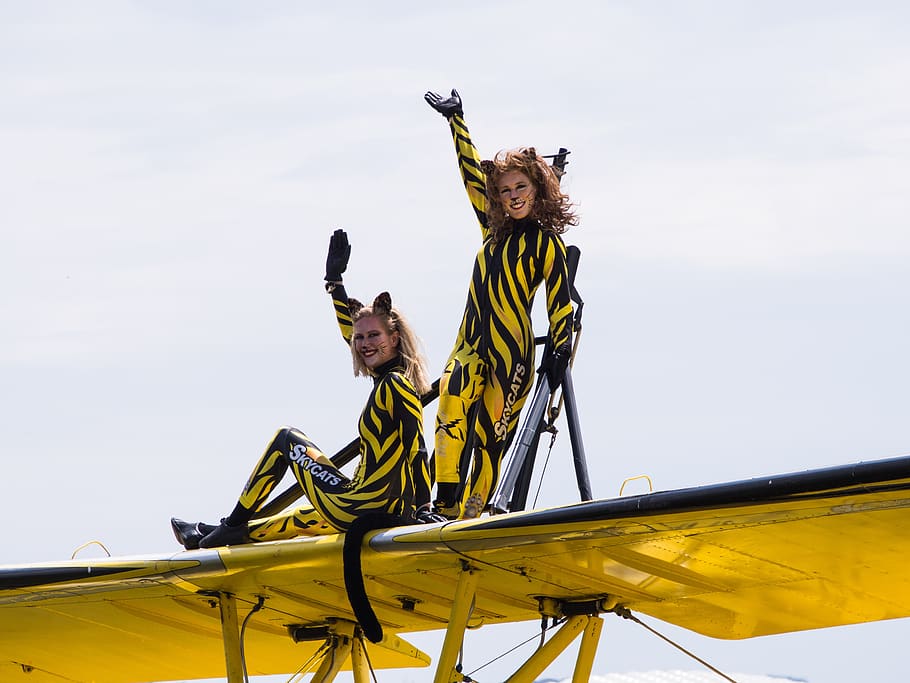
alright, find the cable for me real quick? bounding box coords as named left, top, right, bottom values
left=465, top=617, right=565, bottom=678
left=357, top=632, right=380, bottom=683
left=456, top=593, right=477, bottom=673
left=531, top=428, right=559, bottom=509
left=239, top=596, right=265, bottom=683
left=612, top=607, right=740, bottom=683
left=285, top=639, right=332, bottom=683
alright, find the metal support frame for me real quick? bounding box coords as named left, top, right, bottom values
left=572, top=614, right=604, bottom=683
left=510, top=409, right=544, bottom=510
left=504, top=599, right=606, bottom=683
left=490, top=361, right=591, bottom=514
left=310, top=622, right=357, bottom=683
left=350, top=634, right=372, bottom=683
left=431, top=593, right=609, bottom=683
left=287, top=619, right=372, bottom=683
left=434, top=565, right=480, bottom=683
left=215, top=592, right=245, bottom=683
left=490, top=372, right=555, bottom=513
left=561, top=366, right=592, bottom=501
left=506, top=614, right=590, bottom=683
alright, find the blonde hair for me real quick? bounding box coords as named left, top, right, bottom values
left=348, top=292, right=431, bottom=395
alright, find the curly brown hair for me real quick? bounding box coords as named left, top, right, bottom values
left=482, top=147, right=578, bottom=243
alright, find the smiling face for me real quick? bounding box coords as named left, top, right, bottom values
left=496, top=170, right=536, bottom=220
left=352, top=315, right=399, bottom=371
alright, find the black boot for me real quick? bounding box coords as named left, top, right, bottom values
left=198, top=519, right=250, bottom=548
left=171, top=518, right=218, bottom=550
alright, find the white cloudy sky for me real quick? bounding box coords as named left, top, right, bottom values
left=2, top=2, right=909, bottom=682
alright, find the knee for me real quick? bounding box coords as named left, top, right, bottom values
left=270, top=426, right=304, bottom=454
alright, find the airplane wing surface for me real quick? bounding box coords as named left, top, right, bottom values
left=2, top=455, right=910, bottom=682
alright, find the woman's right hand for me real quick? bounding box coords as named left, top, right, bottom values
left=325, top=229, right=350, bottom=282
left=424, top=88, right=463, bottom=118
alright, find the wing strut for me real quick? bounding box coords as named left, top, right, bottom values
left=504, top=613, right=601, bottom=683
left=212, top=591, right=245, bottom=683
left=434, top=565, right=614, bottom=683
left=499, top=597, right=611, bottom=683
left=306, top=620, right=372, bottom=683
left=434, top=563, right=480, bottom=683
left=287, top=619, right=374, bottom=682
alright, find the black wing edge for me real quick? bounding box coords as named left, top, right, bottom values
left=463, top=453, right=910, bottom=531
left=0, top=565, right=143, bottom=591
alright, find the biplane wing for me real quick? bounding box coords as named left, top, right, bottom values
left=3, top=454, right=910, bottom=682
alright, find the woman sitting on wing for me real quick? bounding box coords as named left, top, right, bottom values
left=172, top=230, right=442, bottom=549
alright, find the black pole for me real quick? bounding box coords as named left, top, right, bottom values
left=489, top=374, right=553, bottom=513
left=561, top=366, right=592, bottom=501
left=509, top=413, right=545, bottom=512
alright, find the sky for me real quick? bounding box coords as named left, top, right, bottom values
left=2, top=1, right=909, bottom=681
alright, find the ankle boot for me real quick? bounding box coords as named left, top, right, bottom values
left=198, top=519, right=250, bottom=548
left=171, top=518, right=218, bottom=550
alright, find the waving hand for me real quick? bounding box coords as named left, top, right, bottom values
left=424, top=88, right=463, bottom=118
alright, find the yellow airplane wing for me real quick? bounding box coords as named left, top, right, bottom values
left=0, top=534, right=430, bottom=683
left=2, top=454, right=910, bottom=682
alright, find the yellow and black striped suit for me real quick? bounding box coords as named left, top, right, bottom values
left=435, top=113, right=573, bottom=515
left=239, top=286, right=431, bottom=539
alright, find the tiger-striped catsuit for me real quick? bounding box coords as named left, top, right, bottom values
left=434, top=112, right=574, bottom=516
left=236, top=285, right=431, bottom=540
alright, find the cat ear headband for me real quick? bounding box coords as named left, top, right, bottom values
left=348, top=291, right=392, bottom=317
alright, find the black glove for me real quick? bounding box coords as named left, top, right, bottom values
left=538, top=342, right=571, bottom=388
left=416, top=504, right=448, bottom=524
left=325, top=229, right=350, bottom=282
left=424, top=88, right=463, bottom=118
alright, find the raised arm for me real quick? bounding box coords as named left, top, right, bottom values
left=324, top=228, right=354, bottom=343
left=424, top=88, right=489, bottom=238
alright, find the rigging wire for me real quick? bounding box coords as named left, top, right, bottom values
left=612, top=607, right=741, bottom=683
left=239, top=596, right=266, bottom=683
left=458, top=604, right=739, bottom=683
left=357, top=631, right=380, bottom=683
left=465, top=617, right=566, bottom=678
left=285, top=639, right=332, bottom=683
left=457, top=593, right=477, bottom=675
left=531, top=426, right=559, bottom=509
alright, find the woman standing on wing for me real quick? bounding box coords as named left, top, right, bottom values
left=424, top=88, right=578, bottom=519
left=172, top=230, right=442, bottom=549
